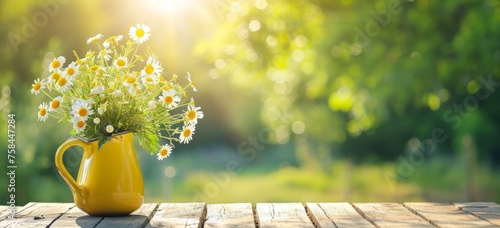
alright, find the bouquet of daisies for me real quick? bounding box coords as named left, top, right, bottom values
left=31, top=24, right=203, bottom=160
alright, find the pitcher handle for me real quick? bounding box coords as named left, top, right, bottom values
left=55, top=138, right=88, bottom=198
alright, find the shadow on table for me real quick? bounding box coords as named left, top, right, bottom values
left=76, top=215, right=150, bottom=227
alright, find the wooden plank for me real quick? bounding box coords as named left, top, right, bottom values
left=96, top=203, right=158, bottom=228
left=405, top=202, right=495, bottom=227
left=454, top=202, right=500, bottom=226
left=353, top=203, right=433, bottom=228
left=0, top=202, right=73, bottom=228
left=205, top=203, right=255, bottom=227
left=0, top=202, right=36, bottom=221
left=149, top=203, right=206, bottom=228
left=256, top=203, right=314, bottom=228
left=306, top=202, right=374, bottom=228
left=49, top=206, right=102, bottom=228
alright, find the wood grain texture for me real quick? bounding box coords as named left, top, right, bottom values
left=96, top=203, right=158, bottom=228
left=454, top=202, right=500, bottom=226
left=405, top=202, right=496, bottom=228
left=49, top=206, right=101, bottom=228
left=306, top=202, right=374, bottom=228
left=205, top=203, right=255, bottom=228
left=149, top=203, right=206, bottom=228
left=256, top=203, right=314, bottom=228
left=0, top=202, right=73, bottom=228
left=353, top=203, right=433, bottom=228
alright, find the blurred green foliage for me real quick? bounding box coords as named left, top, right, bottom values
left=0, top=0, right=499, bottom=206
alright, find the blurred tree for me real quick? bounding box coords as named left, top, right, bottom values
left=197, top=0, right=500, bottom=164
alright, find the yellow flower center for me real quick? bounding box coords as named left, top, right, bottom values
left=90, top=65, right=99, bottom=71
left=57, top=77, right=67, bottom=86
left=136, top=28, right=145, bottom=38
left=183, top=129, right=191, bottom=137
left=127, top=76, right=136, bottom=84
left=160, top=148, right=169, bottom=156
left=145, top=77, right=153, bottom=82
left=39, top=108, right=47, bottom=116
left=66, top=68, right=75, bottom=76
left=165, top=96, right=173, bottom=104
left=33, top=82, right=41, bottom=91
left=78, top=108, right=88, bottom=117
left=77, top=120, right=85, bottom=128
left=51, top=60, right=60, bottom=69
left=145, top=64, right=154, bottom=75
left=51, top=72, right=61, bottom=81
left=117, top=59, right=126, bottom=67
left=51, top=100, right=60, bottom=109
left=187, top=110, right=196, bottom=120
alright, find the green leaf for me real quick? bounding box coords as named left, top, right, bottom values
left=138, top=132, right=160, bottom=154
left=98, top=136, right=111, bottom=151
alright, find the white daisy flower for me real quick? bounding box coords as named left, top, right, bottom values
left=49, top=56, right=66, bottom=73
left=157, top=144, right=173, bottom=160
left=56, top=75, right=73, bottom=92
left=49, top=96, right=63, bottom=112
left=31, top=78, right=45, bottom=95
left=93, top=117, right=100, bottom=124
left=148, top=100, right=157, bottom=109
left=86, top=33, right=103, bottom=44
left=185, top=105, right=204, bottom=124
left=113, top=56, right=128, bottom=68
left=49, top=71, right=62, bottom=82
left=106, top=125, right=114, bottom=133
left=141, top=57, right=163, bottom=77
left=179, top=124, right=195, bottom=144
left=112, top=90, right=123, bottom=97
left=129, top=24, right=151, bottom=44
left=37, top=103, right=49, bottom=122
left=72, top=116, right=86, bottom=133
left=90, top=85, right=105, bottom=94
left=142, top=75, right=159, bottom=85
left=159, top=89, right=181, bottom=109
left=64, top=62, right=79, bottom=78
left=98, top=43, right=112, bottom=61
left=71, top=98, right=94, bottom=120
left=98, top=103, right=107, bottom=115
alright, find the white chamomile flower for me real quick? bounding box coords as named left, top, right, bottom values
left=71, top=98, right=94, bottom=120
left=72, top=116, right=86, bottom=133
left=98, top=103, right=107, bottom=115
left=112, top=90, right=123, bottom=97
left=56, top=75, right=73, bottom=92
left=129, top=24, right=151, bottom=44
left=148, top=100, right=157, bottom=109
left=86, top=33, right=103, bottom=44
left=179, top=124, right=195, bottom=144
left=98, top=42, right=112, bottom=61
left=93, top=117, right=100, bottom=124
left=31, top=78, right=45, bottom=95
left=90, top=85, right=105, bottom=94
left=64, top=62, right=79, bottom=78
left=49, top=96, right=63, bottom=112
left=37, top=103, right=49, bottom=122
left=49, top=56, right=65, bottom=72
left=114, top=56, right=128, bottom=68
left=185, top=105, right=204, bottom=124
left=142, top=75, right=159, bottom=85
left=141, top=57, right=163, bottom=77
left=159, top=89, right=180, bottom=109
left=106, top=125, right=114, bottom=133
left=157, top=144, right=173, bottom=160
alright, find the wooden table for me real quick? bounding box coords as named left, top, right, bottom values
left=1, top=202, right=499, bottom=227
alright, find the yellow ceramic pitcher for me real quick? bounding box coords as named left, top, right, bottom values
left=55, top=132, right=144, bottom=216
